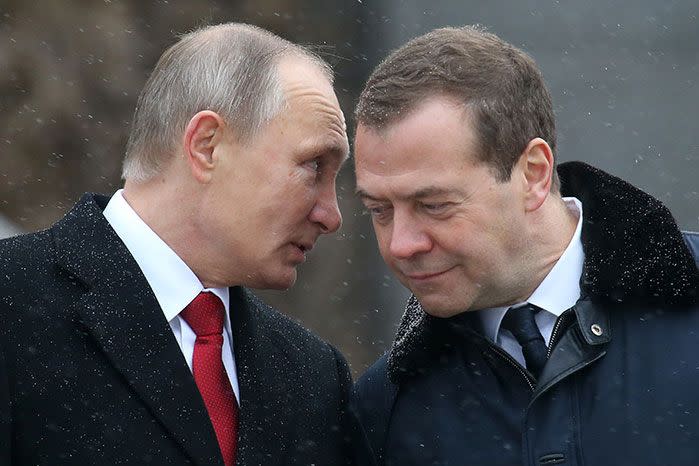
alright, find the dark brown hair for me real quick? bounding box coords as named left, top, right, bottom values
left=356, top=25, right=556, bottom=184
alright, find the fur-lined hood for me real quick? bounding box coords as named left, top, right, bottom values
left=387, top=161, right=699, bottom=383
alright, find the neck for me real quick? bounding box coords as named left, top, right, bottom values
left=122, top=174, right=215, bottom=286
left=516, top=195, right=579, bottom=303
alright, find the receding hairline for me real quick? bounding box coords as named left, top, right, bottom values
left=182, top=23, right=334, bottom=82
left=354, top=94, right=520, bottom=185
left=356, top=92, right=471, bottom=136
left=184, top=24, right=337, bottom=123
left=122, top=21, right=337, bottom=182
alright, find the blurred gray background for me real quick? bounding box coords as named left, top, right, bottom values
left=1, top=0, right=697, bottom=376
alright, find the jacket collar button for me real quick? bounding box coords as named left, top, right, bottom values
left=591, top=323, right=603, bottom=336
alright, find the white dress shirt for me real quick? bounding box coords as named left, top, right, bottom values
left=479, top=197, right=585, bottom=368
left=103, top=189, right=240, bottom=402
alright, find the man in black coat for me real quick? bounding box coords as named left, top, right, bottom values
left=352, top=26, right=699, bottom=465
left=0, top=23, right=361, bottom=465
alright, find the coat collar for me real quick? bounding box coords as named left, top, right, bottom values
left=53, top=193, right=225, bottom=465
left=387, top=161, right=699, bottom=384
left=53, top=193, right=301, bottom=466
left=229, top=287, right=304, bottom=466
left=559, top=161, right=698, bottom=305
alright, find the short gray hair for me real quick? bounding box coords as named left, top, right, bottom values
left=123, top=23, right=332, bottom=182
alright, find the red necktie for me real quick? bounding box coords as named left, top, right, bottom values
left=181, top=292, right=238, bottom=466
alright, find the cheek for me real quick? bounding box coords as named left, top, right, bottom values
left=373, top=226, right=392, bottom=254
left=432, top=222, right=469, bottom=251
left=263, top=187, right=317, bottom=230
left=279, top=170, right=317, bottom=200
left=437, top=223, right=495, bottom=265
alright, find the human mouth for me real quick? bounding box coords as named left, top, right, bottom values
left=290, top=242, right=314, bottom=263
left=404, top=267, right=454, bottom=282
left=293, top=242, right=314, bottom=253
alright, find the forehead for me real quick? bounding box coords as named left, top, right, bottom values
left=355, top=97, right=477, bottom=175
left=353, top=96, right=494, bottom=202
left=276, top=57, right=349, bottom=159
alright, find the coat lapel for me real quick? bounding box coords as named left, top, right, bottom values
left=53, top=194, right=223, bottom=465
left=230, top=288, right=301, bottom=466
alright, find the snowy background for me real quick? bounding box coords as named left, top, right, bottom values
left=1, top=0, right=697, bottom=374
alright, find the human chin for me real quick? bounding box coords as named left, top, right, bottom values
left=261, top=267, right=298, bottom=290
left=413, top=290, right=471, bottom=318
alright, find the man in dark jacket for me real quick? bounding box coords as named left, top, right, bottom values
left=0, top=23, right=362, bottom=465
left=353, top=26, right=699, bottom=466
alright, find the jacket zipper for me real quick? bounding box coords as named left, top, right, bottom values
left=484, top=310, right=574, bottom=391
left=546, top=312, right=570, bottom=358
left=487, top=341, right=536, bottom=391
left=460, top=328, right=536, bottom=390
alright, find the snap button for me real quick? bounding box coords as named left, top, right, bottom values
left=590, top=323, right=603, bottom=336
left=539, top=453, right=565, bottom=464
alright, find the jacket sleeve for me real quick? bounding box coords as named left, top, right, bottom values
left=330, top=345, right=377, bottom=466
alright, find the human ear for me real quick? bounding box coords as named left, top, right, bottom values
left=183, top=110, right=226, bottom=183
left=519, top=137, right=554, bottom=212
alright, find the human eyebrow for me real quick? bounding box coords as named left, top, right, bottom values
left=355, top=186, right=461, bottom=203
left=355, top=189, right=382, bottom=202
left=304, top=137, right=350, bottom=166
left=409, top=186, right=461, bottom=199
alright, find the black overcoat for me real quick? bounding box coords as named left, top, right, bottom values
left=0, top=194, right=360, bottom=465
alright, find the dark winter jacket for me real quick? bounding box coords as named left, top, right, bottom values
left=354, top=161, right=699, bottom=466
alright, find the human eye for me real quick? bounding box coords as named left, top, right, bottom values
left=304, top=158, right=322, bottom=173
left=363, top=203, right=393, bottom=223
left=420, top=202, right=450, bottom=215
left=301, top=157, right=330, bottom=185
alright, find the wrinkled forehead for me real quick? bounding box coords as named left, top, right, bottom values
left=263, top=58, right=347, bottom=161
left=277, top=55, right=337, bottom=102
left=355, top=96, right=477, bottom=161
left=357, top=91, right=472, bottom=134
left=285, top=60, right=347, bottom=127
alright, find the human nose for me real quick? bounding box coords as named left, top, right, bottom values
left=309, top=184, right=342, bottom=234
left=387, top=212, right=432, bottom=260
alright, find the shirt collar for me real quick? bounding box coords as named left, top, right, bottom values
left=102, top=189, right=230, bottom=322
left=479, top=197, right=584, bottom=342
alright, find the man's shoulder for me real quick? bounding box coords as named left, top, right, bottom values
left=0, top=229, right=69, bottom=333
left=683, top=231, right=699, bottom=266
left=0, top=194, right=108, bottom=271
left=354, top=353, right=396, bottom=411
left=0, top=229, right=55, bottom=282
left=241, top=289, right=341, bottom=361
left=357, top=353, right=390, bottom=389
left=1, top=228, right=52, bottom=255
left=0, top=194, right=120, bottom=319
